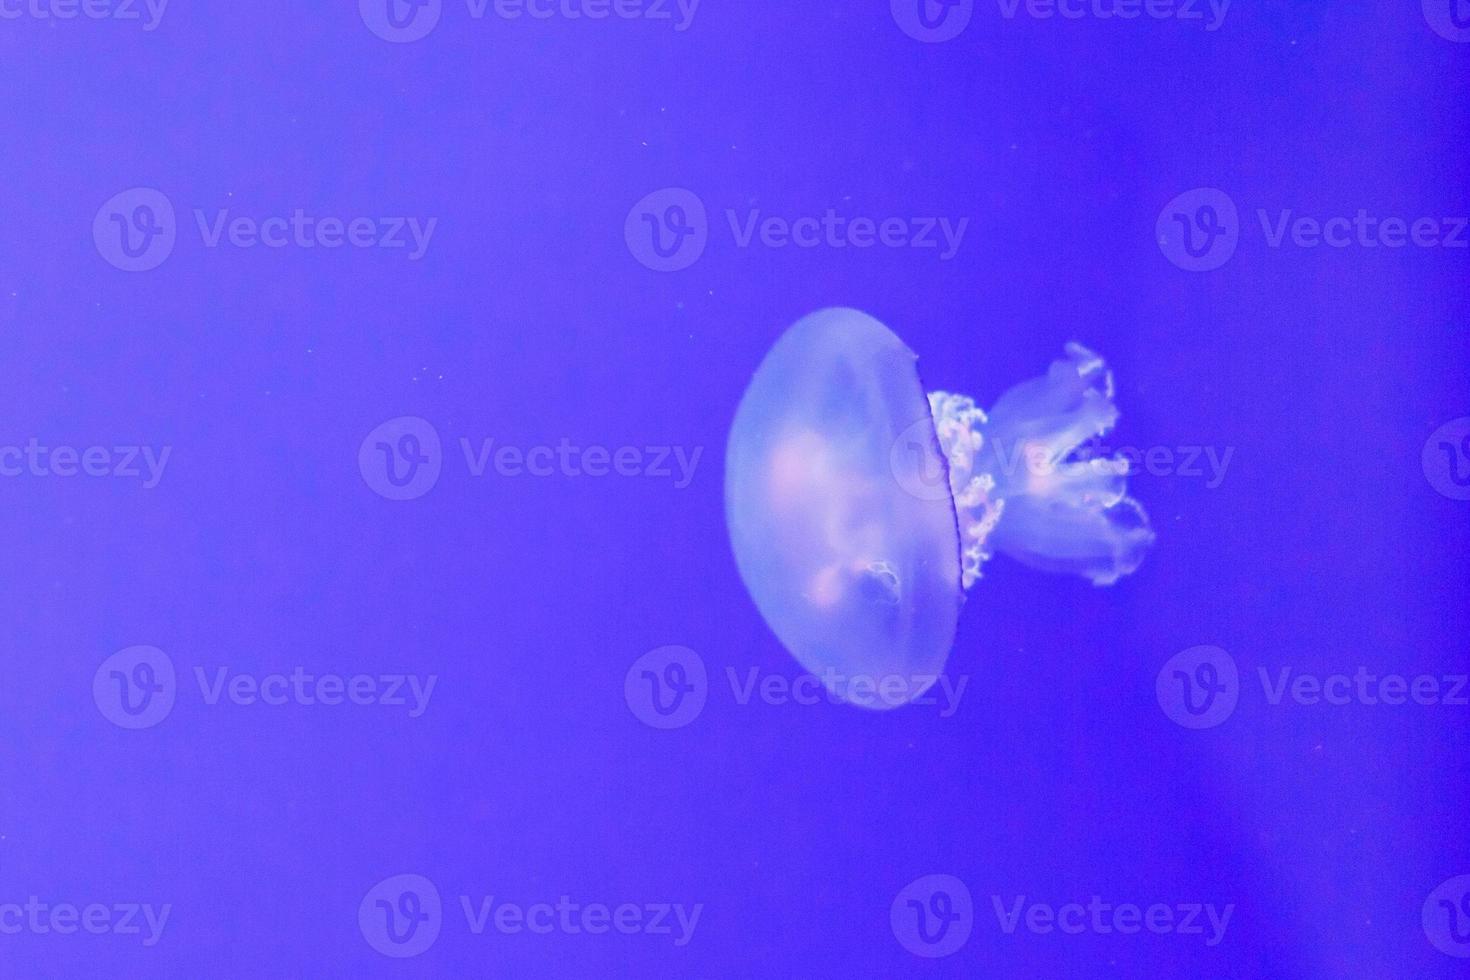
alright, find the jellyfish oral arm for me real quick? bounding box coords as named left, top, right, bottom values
left=929, top=343, right=1155, bottom=588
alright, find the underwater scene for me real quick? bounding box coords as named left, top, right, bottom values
left=1, top=1, right=1467, bottom=976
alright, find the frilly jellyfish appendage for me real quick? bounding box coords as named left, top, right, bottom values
left=725, top=309, right=1154, bottom=710
left=934, top=342, right=1155, bottom=588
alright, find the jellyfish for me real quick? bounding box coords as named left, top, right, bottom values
left=724, top=308, right=1154, bottom=710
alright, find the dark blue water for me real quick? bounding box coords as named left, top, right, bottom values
left=1, top=1, right=1467, bottom=975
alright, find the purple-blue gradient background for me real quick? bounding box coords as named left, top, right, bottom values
left=2, top=1, right=1467, bottom=976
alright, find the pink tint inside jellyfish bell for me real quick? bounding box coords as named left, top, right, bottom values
left=724, top=308, right=1154, bottom=710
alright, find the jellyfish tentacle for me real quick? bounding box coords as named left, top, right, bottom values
left=926, top=391, right=1004, bottom=589
left=929, top=343, right=1155, bottom=589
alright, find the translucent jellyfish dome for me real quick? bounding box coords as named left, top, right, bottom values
left=724, top=308, right=1154, bottom=710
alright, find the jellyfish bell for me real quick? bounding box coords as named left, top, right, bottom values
left=725, top=308, right=1155, bottom=711
left=725, top=308, right=963, bottom=711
